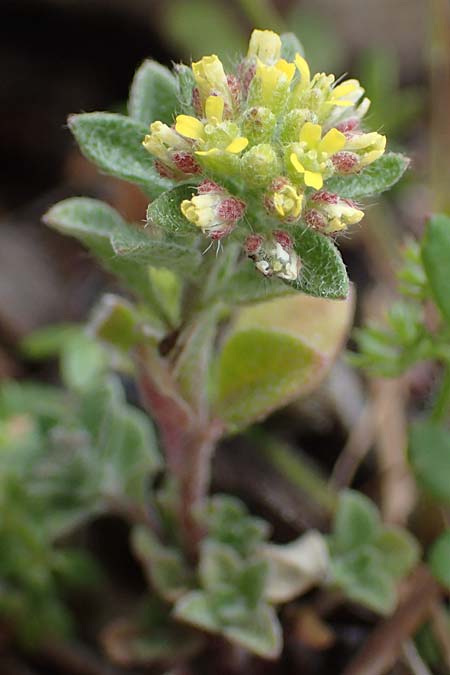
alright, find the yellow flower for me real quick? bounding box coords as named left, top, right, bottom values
left=305, top=191, right=364, bottom=234
left=344, top=131, right=387, bottom=167
left=265, top=178, right=303, bottom=221
left=247, top=29, right=281, bottom=65
left=142, top=121, right=191, bottom=163
left=289, top=122, right=346, bottom=189
left=255, top=58, right=296, bottom=109
left=181, top=181, right=245, bottom=239
left=192, top=55, right=231, bottom=107
left=175, top=96, right=248, bottom=155
left=329, top=79, right=362, bottom=107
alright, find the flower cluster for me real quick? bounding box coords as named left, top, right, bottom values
left=143, top=29, right=387, bottom=281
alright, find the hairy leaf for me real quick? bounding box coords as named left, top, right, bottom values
left=68, top=112, right=173, bottom=197
left=326, top=153, right=409, bottom=199
left=128, top=60, right=178, bottom=126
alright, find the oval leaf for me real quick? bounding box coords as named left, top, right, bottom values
left=68, top=112, right=173, bottom=198
left=128, top=60, right=178, bottom=126
left=325, top=153, right=410, bottom=200
left=429, top=530, right=450, bottom=590
left=213, top=292, right=353, bottom=430
left=291, top=226, right=349, bottom=299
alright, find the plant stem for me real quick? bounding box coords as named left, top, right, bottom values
left=431, top=365, right=450, bottom=423
left=254, top=432, right=338, bottom=515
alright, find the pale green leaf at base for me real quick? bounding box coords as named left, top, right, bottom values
left=213, top=293, right=353, bottom=430
left=421, top=214, right=450, bottom=324
left=128, top=60, right=178, bottom=126
left=68, top=112, right=174, bottom=198
left=214, top=329, right=320, bottom=429
left=325, top=153, right=410, bottom=200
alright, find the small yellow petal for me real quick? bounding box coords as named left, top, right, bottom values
left=275, top=58, right=296, bottom=82
left=295, top=54, right=311, bottom=86
left=332, top=80, right=359, bottom=99
left=329, top=100, right=354, bottom=107
left=175, top=115, right=205, bottom=140
left=290, top=153, right=305, bottom=173
left=225, top=137, right=249, bottom=153
left=205, top=95, right=224, bottom=123
left=319, top=128, right=346, bottom=154
left=195, top=148, right=220, bottom=157
left=299, top=122, right=322, bottom=147
left=304, top=171, right=323, bottom=189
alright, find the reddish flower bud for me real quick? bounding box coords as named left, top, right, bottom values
left=332, top=151, right=360, bottom=174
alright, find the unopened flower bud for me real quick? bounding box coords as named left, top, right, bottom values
left=241, top=107, right=276, bottom=145
left=247, top=29, right=282, bottom=66
left=245, top=231, right=301, bottom=281
left=240, top=143, right=280, bottom=187
left=264, top=178, right=303, bottom=222
left=331, top=151, right=360, bottom=174
left=304, top=191, right=364, bottom=234
left=181, top=180, right=245, bottom=240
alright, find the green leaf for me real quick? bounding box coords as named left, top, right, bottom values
left=44, top=198, right=199, bottom=292
left=68, top=112, right=173, bottom=197
left=60, top=331, right=107, bottom=391
left=214, top=329, right=318, bottom=429
left=291, top=226, right=349, bottom=299
left=428, top=530, right=450, bottom=590
left=174, top=592, right=282, bottom=659
left=217, top=259, right=295, bottom=306
left=173, top=308, right=221, bottom=413
left=333, top=490, right=380, bottom=553
left=175, top=64, right=196, bottom=115
left=146, top=184, right=198, bottom=236
left=374, top=526, right=420, bottom=579
left=280, top=32, right=305, bottom=61
left=131, top=526, right=192, bottom=602
left=213, top=293, right=353, bottom=430
left=422, top=214, right=450, bottom=324
left=90, top=295, right=146, bottom=350
left=330, top=550, right=397, bottom=615
left=325, top=153, right=410, bottom=200
left=409, top=420, right=450, bottom=504
left=128, top=60, right=178, bottom=126
left=224, top=604, right=282, bottom=660
left=199, top=541, right=241, bottom=590
left=21, top=324, right=80, bottom=360
left=80, top=378, right=161, bottom=502
left=205, top=495, right=270, bottom=558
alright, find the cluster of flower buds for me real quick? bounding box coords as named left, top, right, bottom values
left=245, top=230, right=301, bottom=281
left=142, top=29, right=389, bottom=282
